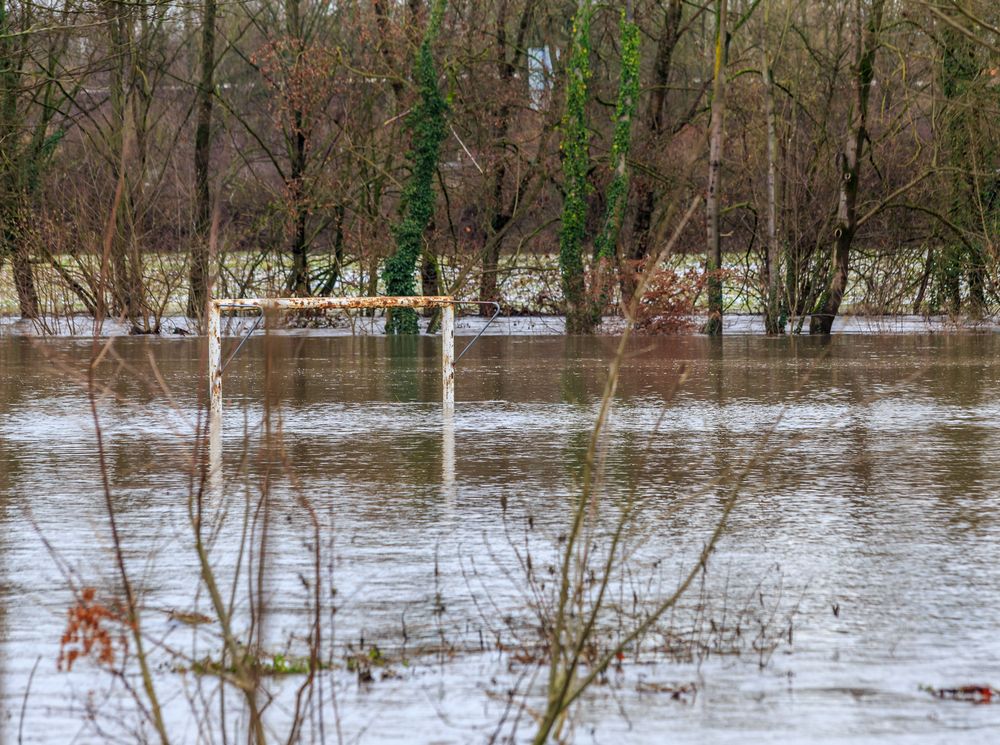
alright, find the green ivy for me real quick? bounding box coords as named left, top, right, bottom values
left=590, top=9, right=640, bottom=327
left=383, top=0, right=448, bottom=334
left=934, top=20, right=988, bottom=314
left=558, top=0, right=594, bottom=334
left=593, top=11, right=639, bottom=265
left=26, top=128, right=65, bottom=193
left=559, top=2, right=640, bottom=333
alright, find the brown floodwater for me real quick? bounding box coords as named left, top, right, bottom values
left=1, top=332, right=999, bottom=742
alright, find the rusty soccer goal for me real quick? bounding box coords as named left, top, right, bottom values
left=207, top=296, right=456, bottom=418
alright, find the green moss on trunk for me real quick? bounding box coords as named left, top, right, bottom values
left=558, top=0, right=594, bottom=335
left=383, top=0, right=448, bottom=335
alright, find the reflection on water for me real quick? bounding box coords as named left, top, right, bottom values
left=1, top=333, right=1000, bottom=742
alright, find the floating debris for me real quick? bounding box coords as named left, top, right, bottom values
left=636, top=681, right=697, bottom=701
left=922, top=685, right=999, bottom=704
left=167, top=609, right=213, bottom=626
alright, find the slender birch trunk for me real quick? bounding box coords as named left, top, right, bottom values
left=762, top=37, right=782, bottom=333
left=703, top=0, right=728, bottom=336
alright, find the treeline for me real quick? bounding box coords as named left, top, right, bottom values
left=0, top=0, right=997, bottom=333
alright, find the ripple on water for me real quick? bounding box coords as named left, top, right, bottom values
left=1, top=334, right=999, bottom=742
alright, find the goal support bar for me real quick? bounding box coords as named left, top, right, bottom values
left=208, top=296, right=456, bottom=418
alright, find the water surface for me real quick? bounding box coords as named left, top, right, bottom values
left=1, top=333, right=999, bottom=742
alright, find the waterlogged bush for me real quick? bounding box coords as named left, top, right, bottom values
left=631, top=263, right=710, bottom=334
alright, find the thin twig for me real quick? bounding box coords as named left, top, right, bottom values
left=17, top=656, right=41, bottom=745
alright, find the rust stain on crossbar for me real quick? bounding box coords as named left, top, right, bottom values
left=213, top=296, right=455, bottom=311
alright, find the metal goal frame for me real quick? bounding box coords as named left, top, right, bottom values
left=207, top=296, right=456, bottom=417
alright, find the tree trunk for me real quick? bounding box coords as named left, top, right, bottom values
left=421, top=240, right=440, bottom=329
left=0, top=0, right=38, bottom=319
left=621, top=0, right=682, bottom=306
left=762, top=47, right=782, bottom=334
left=479, top=1, right=538, bottom=316
left=478, top=0, right=514, bottom=315
left=187, top=0, right=216, bottom=319
left=913, top=243, right=934, bottom=313
left=104, top=0, right=142, bottom=325
left=703, top=0, right=728, bottom=336
left=318, top=203, right=346, bottom=295
left=558, top=0, right=595, bottom=335
left=594, top=2, right=638, bottom=318
left=285, top=0, right=310, bottom=296
left=479, top=211, right=508, bottom=315
left=937, top=10, right=983, bottom=317
left=8, top=211, right=39, bottom=319
left=383, top=0, right=448, bottom=334
left=288, top=185, right=309, bottom=295
left=810, top=0, right=884, bottom=335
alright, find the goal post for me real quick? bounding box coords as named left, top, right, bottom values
left=208, top=296, right=456, bottom=418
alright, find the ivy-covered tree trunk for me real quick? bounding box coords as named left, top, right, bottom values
left=593, top=4, right=639, bottom=319
left=558, top=0, right=594, bottom=335
left=936, top=9, right=985, bottom=317
left=0, top=0, right=78, bottom=320
left=383, top=0, right=448, bottom=334
left=2, top=202, right=39, bottom=319
left=0, top=0, right=39, bottom=319
left=559, top=0, right=641, bottom=334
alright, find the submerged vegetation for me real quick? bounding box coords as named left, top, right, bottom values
left=383, top=0, right=448, bottom=334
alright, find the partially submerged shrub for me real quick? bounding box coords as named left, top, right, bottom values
left=630, top=263, right=707, bottom=334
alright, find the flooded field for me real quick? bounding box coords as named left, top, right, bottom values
left=1, top=333, right=1000, bottom=743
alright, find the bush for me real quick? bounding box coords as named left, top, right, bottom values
left=631, top=262, right=707, bottom=334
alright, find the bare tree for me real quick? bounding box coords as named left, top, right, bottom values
left=703, top=0, right=729, bottom=336
left=809, top=0, right=886, bottom=334
left=187, top=0, right=218, bottom=320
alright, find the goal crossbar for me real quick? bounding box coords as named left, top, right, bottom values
left=208, top=296, right=455, bottom=417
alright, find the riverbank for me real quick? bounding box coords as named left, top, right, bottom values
left=1, top=311, right=997, bottom=338
left=6, top=251, right=993, bottom=336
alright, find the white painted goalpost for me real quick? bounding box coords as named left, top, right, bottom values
left=207, top=296, right=456, bottom=417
